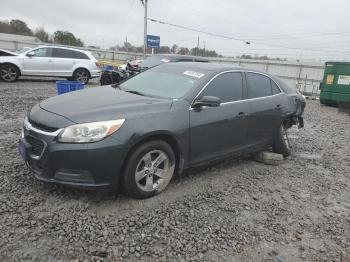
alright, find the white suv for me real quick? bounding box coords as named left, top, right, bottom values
left=0, top=46, right=100, bottom=84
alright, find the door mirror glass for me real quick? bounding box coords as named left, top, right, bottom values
left=26, top=51, right=35, bottom=57
left=192, top=96, right=221, bottom=108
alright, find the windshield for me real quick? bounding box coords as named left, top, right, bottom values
left=17, top=47, right=31, bottom=54
left=139, top=56, right=171, bottom=69
left=119, top=70, right=203, bottom=99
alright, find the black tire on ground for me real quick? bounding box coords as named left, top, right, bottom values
left=100, top=72, right=113, bottom=86
left=122, top=140, right=176, bottom=199
left=273, top=124, right=291, bottom=157
left=0, top=63, right=19, bottom=82
left=100, top=71, right=123, bottom=86
left=73, top=68, right=90, bottom=84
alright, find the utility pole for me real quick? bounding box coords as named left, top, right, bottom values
left=196, top=36, right=199, bottom=56
left=141, top=0, right=148, bottom=56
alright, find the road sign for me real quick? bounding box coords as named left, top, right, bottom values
left=147, top=35, right=160, bottom=48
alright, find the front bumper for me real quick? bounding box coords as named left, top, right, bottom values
left=21, top=126, right=128, bottom=189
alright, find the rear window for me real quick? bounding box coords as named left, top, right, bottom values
left=246, top=73, right=273, bottom=98
left=53, top=48, right=75, bottom=58
left=271, top=80, right=281, bottom=95
left=74, top=51, right=89, bottom=59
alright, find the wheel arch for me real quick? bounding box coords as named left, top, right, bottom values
left=0, top=62, right=21, bottom=76
left=118, top=132, right=183, bottom=186
left=72, top=67, right=91, bottom=78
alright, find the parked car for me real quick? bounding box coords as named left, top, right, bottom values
left=100, top=54, right=209, bottom=86
left=19, top=62, right=305, bottom=198
left=138, top=54, right=209, bottom=71
left=0, top=46, right=100, bottom=84
left=118, top=59, right=143, bottom=71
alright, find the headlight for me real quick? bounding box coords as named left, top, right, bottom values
left=57, top=119, right=125, bottom=143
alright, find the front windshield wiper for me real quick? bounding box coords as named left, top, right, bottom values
left=124, top=90, right=146, bottom=96
left=112, top=84, right=122, bottom=89
left=113, top=85, right=146, bottom=97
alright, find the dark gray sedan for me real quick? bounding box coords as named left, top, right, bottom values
left=19, top=62, right=305, bottom=198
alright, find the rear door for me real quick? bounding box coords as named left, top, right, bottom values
left=22, top=47, right=54, bottom=75
left=52, top=48, right=76, bottom=76
left=189, top=72, right=250, bottom=165
left=245, top=72, right=285, bottom=146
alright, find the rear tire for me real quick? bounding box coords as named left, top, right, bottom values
left=122, top=140, right=176, bottom=199
left=273, top=124, right=291, bottom=157
left=73, top=68, right=90, bottom=84
left=0, top=64, right=19, bottom=82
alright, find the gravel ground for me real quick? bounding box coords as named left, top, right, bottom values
left=0, top=79, right=350, bottom=262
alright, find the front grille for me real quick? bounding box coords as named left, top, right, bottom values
left=26, top=136, right=45, bottom=157
left=29, top=120, right=59, bottom=133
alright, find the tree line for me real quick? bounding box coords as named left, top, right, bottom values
left=0, top=19, right=286, bottom=60
left=110, top=42, right=222, bottom=57
left=0, top=19, right=84, bottom=47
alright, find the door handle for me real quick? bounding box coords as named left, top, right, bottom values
left=236, top=112, right=245, bottom=119
left=275, top=104, right=282, bottom=110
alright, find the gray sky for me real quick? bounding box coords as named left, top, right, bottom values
left=1, top=0, right=350, bottom=61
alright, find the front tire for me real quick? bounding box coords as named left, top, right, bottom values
left=273, top=124, right=291, bottom=157
left=122, top=140, right=176, bottom=199
left=73, top=68, right=90, bottom=84
left=0, top=64, right=19, bottom=82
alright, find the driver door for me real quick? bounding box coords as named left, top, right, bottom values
left=189, top=72, right=250, bottom=166
left=22, top=47, right=54, bottom=76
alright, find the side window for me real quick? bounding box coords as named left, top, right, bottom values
left=271, top=80, right=281, bottom=95
left=32, top=48, right=51, bottom=57
left=200, top=72, right=243, bottom=103
left=52, top=48, right=75, bottom=59
left=246, top=73, right=272, bottom=98
left=74, top=51, right=89, bottom=59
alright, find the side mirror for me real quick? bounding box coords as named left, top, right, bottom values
left=26, top=51, right=35, bottom=57
left=192, top=96, right=221, bottom=108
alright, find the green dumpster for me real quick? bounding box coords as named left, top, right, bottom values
left=320, top=62, right=350, bottom=106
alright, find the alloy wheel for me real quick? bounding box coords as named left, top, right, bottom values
left=75, top=70, right=88, bottom=84
left=135, top=150, right=173, bottom=192
left=1, top=66, right=17, bottom=82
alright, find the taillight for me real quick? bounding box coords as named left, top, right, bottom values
left=95, top=62, right=101, bottom=68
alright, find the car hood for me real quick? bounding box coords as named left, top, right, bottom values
left=0, top=49, right=18, bottom=56
left=39, top=86, right=173, bottom=124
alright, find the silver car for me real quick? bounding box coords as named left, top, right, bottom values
left=0, top=45, right=100, bottom=84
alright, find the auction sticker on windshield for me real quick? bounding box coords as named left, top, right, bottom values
left=183, top=71, right=205, bottom=78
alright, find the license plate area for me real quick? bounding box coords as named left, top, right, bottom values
left=18, top=139, right=31, bottom=161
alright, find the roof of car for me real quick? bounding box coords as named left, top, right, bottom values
left=36, top=45, right=90, bottom=54
left=163, top=61, right=244, bottom=72
left=151, top=54, right=209, bottom=62
left=160, top=62, right=287, bottom=81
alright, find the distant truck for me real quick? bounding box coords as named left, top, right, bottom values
left=320, top=62, right=350, bottom=107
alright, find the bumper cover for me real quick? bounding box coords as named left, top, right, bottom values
left=22, top=128, right=128, bottom=189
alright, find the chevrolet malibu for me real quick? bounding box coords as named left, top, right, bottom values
left=19, top=62, right=305, bottom=198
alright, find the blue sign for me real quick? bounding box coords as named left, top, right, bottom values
left=147, top=35, right=160, bottom=48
